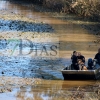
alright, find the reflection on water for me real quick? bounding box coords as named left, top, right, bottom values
left=0, top=78, right=98, bottom=100
left=13, top=80, right=100, bottom=100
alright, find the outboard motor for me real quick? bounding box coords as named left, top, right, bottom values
left=88, top=58, right=93, bottom=69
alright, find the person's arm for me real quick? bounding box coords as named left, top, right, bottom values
left=71, top=55, right=73, bottom=60
left=94, top=54, right=98, bottom=60
left=94, top=54, right=99, bottom=64
left=73, top=56, right=78, bottom=65
left=82, top=56, right=85, bottom=63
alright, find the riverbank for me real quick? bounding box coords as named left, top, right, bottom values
left=25, top=0, right=100, bottom=21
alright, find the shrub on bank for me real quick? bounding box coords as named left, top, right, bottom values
left=42, top=0, right=100, bottom=21
left=69, top=0, right=100, bottom=21
left=43, top=0, right=65, bottom=12
left=14, top=0, right=100, bottom=21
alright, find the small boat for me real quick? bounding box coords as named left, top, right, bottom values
left=61, top=64, right=100, bottom=80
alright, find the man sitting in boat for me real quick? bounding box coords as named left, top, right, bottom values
left=77, top=52, right=87, bottom=70
left=71, top=51, right=79, bottom=70
left=94, top=48, right=100, bottom=66
left=77, top=52, right=85, bottom=63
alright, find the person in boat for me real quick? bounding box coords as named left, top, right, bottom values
left=77, top=52, right=85, bottom=63
left=77, top=52, right=87, bottom=70
left=71, top=51, right=79, bottom=70
left=88, top=58, right=93, bottom=69
left=94, top=48, right=100, bottom=66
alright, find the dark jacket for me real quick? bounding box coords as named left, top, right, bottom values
left=72, top=55, right=78, bottom=64
left=71, top=55, right=79, bottom=70
left=94, top=53, right=100, bottom=65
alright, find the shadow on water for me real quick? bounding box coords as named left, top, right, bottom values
left=0, top=19, right=54, bottom=32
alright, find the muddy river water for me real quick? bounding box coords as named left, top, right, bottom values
left=0, top=0, right=100, bottom=100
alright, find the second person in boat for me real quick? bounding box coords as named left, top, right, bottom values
left=71, top=51, right=79, bottom=70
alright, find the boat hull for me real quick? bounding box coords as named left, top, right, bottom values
left=61, top=68, right=100, bottom=80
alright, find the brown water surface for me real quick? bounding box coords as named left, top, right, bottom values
left=0, top=0, right=100, bottom=99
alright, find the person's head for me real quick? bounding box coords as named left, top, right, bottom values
left=78, top=52, right=81, bottom=56
left=98, top=48, right=100, bottom=53
left=73, top=51, right=77, bottom=56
